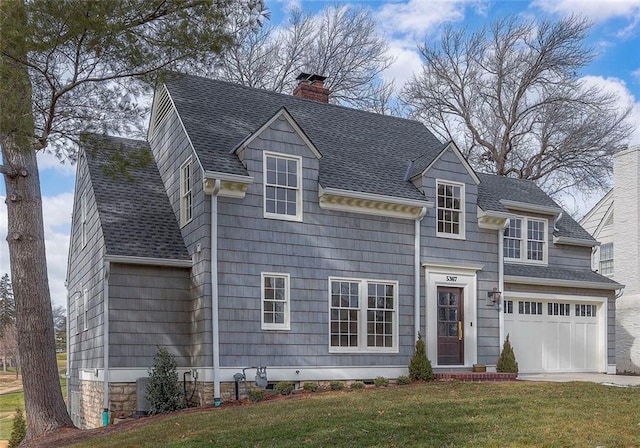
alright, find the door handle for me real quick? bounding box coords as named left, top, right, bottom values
left=458, top=321, right=463, bottom=341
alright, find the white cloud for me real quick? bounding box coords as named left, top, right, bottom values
left=375, top=0, right=472, bottom=39
left=579, top=75, right=640, bottom=145
left=0, top=192, right=73, bottom=308
left=533, top=0, right=640, bottom=22
left=37, top=150, right=76, bottom=176
left=632, top=68, right=640, bottom=82
left=382, top=40, right=424, bottom=89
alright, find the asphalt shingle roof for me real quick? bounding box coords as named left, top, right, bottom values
left=165, top=74, right=444, bottom=201
left=505, top=264, right=620, bottom=286
left=477, top=173, right=594, bottom=241
left=83, top=135, right=190, bottom=260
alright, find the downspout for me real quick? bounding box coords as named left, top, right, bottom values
left=65, top=291, right=71, bottom=414
left=498, top=220, right=508, bottom=346
left=210, top=179, right=222, bottom=406
left=102, top=261, right=111, bottom=426
left=414, top=207, right=428, bottom=341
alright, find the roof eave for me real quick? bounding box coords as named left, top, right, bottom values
left=504, top=274, right=623, bottom=291
left=500, top=199, right=562, bottom=216
left=553, top=235, right=598, bottom=247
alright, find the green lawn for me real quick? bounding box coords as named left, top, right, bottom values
left=67, top=381, right=640, bottom=447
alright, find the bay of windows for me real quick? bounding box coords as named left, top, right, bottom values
left=504, top=217, right=547, bottom=263
left=329, top=278, right=397, bottom=352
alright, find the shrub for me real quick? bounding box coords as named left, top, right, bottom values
left=396, top=375, right=411, bottom=386
left=275, top=381, right=295, bottom=395
left=146, top=347, right=186, bottom=414
left=329, top=381, right=344, bottom=391
left=303, top=382, right=319, bottom=392
left=8, top=408, right=26, bottom=448
left=374, top=376, right=389, bottom=387
left=496, top=334, right=519, bottom=373
left=247, top=388, right=267, bottom=402
left=409, top=333, right=434, bottom=381
left=350, top=381, right=365, bottom=390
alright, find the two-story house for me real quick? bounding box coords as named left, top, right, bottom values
left=580, top=146, right=640, bottom=373
left=66, top=73, right=620, bottom=428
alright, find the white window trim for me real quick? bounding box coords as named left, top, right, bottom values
left=599, top=242, right=614, bottom=277
left=75, top=288, right=82, bottom=335
left=83, top=289, right=89, bottom=331
left=261, top=272, right=291, bottom=330
left=504, top=216, right=548, bottom=265
left=435, top=179, right=465, bottom=240
left=81, top=191, right=87, bottom=248
left=180, top=158, right=193, bottom=227
left=328, top=277, right=399, bottom=354
left=263, top=151, right=303, bottom=222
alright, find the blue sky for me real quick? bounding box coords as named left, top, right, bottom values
left=1, top=0, right=639, bottom=307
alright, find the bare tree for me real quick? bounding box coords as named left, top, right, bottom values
left=210, top=5, right=396, bottom=111
left=403, top=15, right=634, bottom=196
left=0, top=0, right=260, bottom=439
left=0, top=323, right=19, bottom=377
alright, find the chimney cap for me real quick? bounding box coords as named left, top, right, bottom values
left=296, top=72, right=327, bottom=83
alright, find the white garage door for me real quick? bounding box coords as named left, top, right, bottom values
left=504, top=299, right=603, bottom=373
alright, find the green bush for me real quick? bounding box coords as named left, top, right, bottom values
left=247, top=388, right=267, bottom=402
left=496, top=334, right=519, bottom=373
left=145, top=347, right=186, bottom=414
left=275, top=381, right=295, bottom=395
left=396, top=375, right=411, bottom=385
left=374, top=376, right=389, bottom=387
left=329, top=381, right=344, bottom=391
left=409, top=333, right=434, bottom=381
left=8, top=408, right=26, bottom=448
left=302, top=382, right=319, bottom=392
left=350, top=381, right=365, bottom=390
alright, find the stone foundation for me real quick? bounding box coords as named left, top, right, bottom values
left=78, top=380, right=104, bottom=429
left=109, top=383, right=137, bottom=420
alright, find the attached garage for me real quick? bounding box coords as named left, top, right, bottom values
left=504, top=296, right=605, bottom=373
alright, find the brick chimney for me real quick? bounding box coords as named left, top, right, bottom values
left=293, top=73, right=330, bottom=103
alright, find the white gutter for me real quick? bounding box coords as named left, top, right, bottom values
left=414, top=207, right=427, bottom=340
left=209, top=179, right=222, bottom=406
left=102, top=261, right=111, bottom=425
left=504, top=275, right=623, bottom=290
left=104, top=255, right=192, bottom=268
left=498, top=221, right=508, bottom=345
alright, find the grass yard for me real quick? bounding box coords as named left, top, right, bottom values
left=65, top=381, right=640, bottom=448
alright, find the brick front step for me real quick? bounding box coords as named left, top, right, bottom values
left=435, top=372, right=518, bottom=382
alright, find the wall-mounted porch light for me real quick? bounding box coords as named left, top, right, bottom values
left=486, top=288, right=502, bottom=307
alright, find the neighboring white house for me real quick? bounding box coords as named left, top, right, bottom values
left=581, top=145, right=640, bottom=373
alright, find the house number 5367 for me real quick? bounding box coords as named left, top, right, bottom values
left=446, top=276, right=458, bottom=282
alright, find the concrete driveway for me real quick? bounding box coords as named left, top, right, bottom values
left=518, top=373, right=640, bottom=387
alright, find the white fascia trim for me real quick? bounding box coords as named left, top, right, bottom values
left=477, top=208, right=517, bottom=220
left=579, top=189, right=613, bottom=228
left=232, top=107, right=322, bottom=159
left=204, top=171, right=254, bottom=184
left=319, top=186, right=433, bottom=209
left=504, top=291, right=608, bottom=302
left=85, top=366, right=410, bottom=383
left=553, top=235, right=598, bottom=247
left=104, top=255, right=192, bottom=268
left=504, top=275, right=622, bottom=291
left=421, top=261, right=484, bottom=274
left=594, top=202, right=615, bottom=237
left=413, top=142, right=481, bottom=185
left=499, top=200, right=562, bottom=216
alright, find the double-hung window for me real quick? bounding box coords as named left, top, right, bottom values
left=264, top=152, right=302, bottom=221
left=81, top=192, right=87, bottom=248
left=261, top=273, right=290, bottom=330
left=180, top=159, right=193, bottom=226
left=436, top=180, right=465, bottom=239
left=599, top=243, right=613, bottom=276
left=503, top=217, right=547, bottom=264
left=329, top=278, right=398, bottom=353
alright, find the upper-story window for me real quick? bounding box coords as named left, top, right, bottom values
left=504, top=217, right=547, bottom=264
left=436, top=180, right=465, bottom=239
left=599, top=243, right=613, bottom=276
left=180, top=159, right=193, bottom=227
left=264, top=152, right=302, bottom=221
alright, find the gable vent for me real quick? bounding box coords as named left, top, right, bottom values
left=148, top=85, right=174, bottom=139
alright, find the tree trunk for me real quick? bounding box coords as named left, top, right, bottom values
left=1, top=1, right=75, bottom=441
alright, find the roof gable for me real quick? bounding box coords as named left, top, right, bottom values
left=410, top=141, right=480, bottom=185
